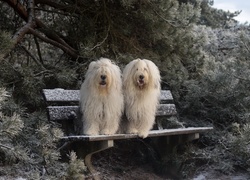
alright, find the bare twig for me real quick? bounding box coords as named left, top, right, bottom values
left=28, top=27, right=79, bottom=59
left=87, top=25, right=110, bottom=51
left=20, top=45, right=46, bottom=69
left=33, top=36, right=43, bottom=64
left=84, top=1, right=110, bottom=52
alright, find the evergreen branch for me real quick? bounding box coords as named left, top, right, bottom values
left=231, top=74, right=250, bottom=82
left=1, top=130, right=16, bottom=137
left=85, top=0, right=110, bottom=52
left=35, top=0, right=82, bottom=14
left=0, top=143, right=14, bottom=150
left=241, top=40, right=250, bottom=53
left=34, top=7, right=76, bottom=17
left=20, top=45, right=47, bottom=70
left=34, top=70, right=53, bottom=77
left=87, top=25, right=110, bottom=52
left=147, top=1, right=179, bottom=28
left=152, top=8, right=178, bottom=28
left=0, top=88, right=10, bottom=100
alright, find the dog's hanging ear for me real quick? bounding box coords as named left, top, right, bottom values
left=123, top=59, right=137, bottom=88
left=87, top=61, right=96, bottom=72
left=144, top=59, right=161, bottom=89
left=110, top=63, right=123, bottom=91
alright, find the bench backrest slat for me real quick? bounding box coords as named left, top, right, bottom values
left=43, top=89, right=79, bottom=102
left=47, top=104, right=177, bottom=121
left=43, top=89, right=173, bottom=103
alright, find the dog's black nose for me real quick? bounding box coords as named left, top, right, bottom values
left=101, top=75, right=106, bottom=80
left=139, top=75, right=144, bottom=79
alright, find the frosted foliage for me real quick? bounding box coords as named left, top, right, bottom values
left=178, top=2, right=201, bottom=25
left=192, top=25, right=218, bottom=51
left=0, top=112, right=24, bottom=137
left=191, top=24, right=250, bottom=81
left=182, top=23, right=250, bottom=128
left=0, top=88, right=8, bottom=104
left=0, top=89, right=23, bottom=137
left=67, top=151, right=86, bottom=180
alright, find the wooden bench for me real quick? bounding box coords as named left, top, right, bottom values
left=43, top=88, right=213, bottom=179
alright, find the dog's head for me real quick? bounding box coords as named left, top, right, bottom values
left=91, top=59, right=112, bottom=89
left=123, top=58, right=161, bottom=91
left=97, top=65, right=112, bottom=89
left=132, top=59, right=149, bottom=89
left=86, top=58, right=122, bottom=95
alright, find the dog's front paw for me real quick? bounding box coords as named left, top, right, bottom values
left=100, top=129, right=114, bottom=135
left=138, top=131, right=149, bottom=139
left=127, top=128, right=138, bottom=134
left=84, top=130, right=99, bottom=136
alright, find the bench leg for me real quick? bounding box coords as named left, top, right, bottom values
left=152, top=133, right=200, bottom=157
left=84, top=140, right=114, bottom=180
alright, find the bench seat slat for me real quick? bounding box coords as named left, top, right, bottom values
left=43, top=89, right=173, bottom=103
left=61, top=127, right=213, bottom=141
left=47, top=104, right=177, bottom=121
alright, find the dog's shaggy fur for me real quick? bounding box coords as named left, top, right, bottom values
left=122, top=58, right=161, bottom=138
left=79, top=58, right=124, bottom=135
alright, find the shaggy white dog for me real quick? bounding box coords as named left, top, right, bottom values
left=122, top=58, right=161, bottom=138
left=79, top=58, right=124, bottom=135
